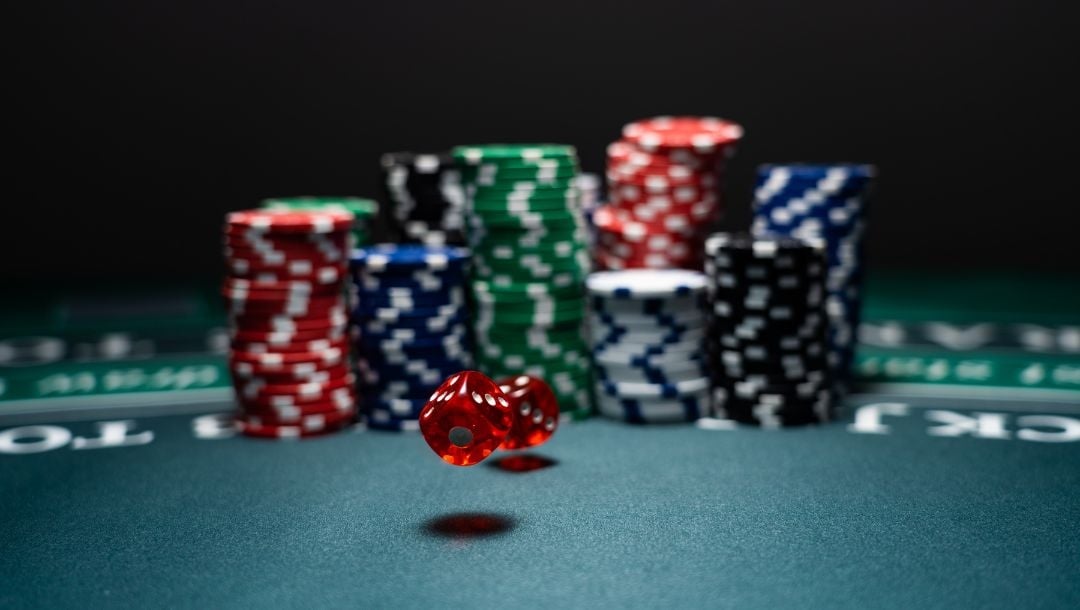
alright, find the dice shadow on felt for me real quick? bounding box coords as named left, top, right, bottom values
left=422, top=512, right=516, bottom=539
left=487, top=453, right=558, bottom=473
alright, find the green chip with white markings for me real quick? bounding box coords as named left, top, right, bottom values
left=476, top=307, right=586, bottom=327
left=461, top=166, right=579, bottom=186
left=468, top=211, right=583, bottom=229
left=476, top=333, right=590, bottom=361
left=469, top=193, right=579, bottom=210
left=478, top=238, right=589, bottom=256
left=474, top=255, right=587, bottom=277
left=460, top=157, right=580, bottom=171
left=453, top=144, right=577, bottom=165
left=460, top=143, right=592, bottom=416
left=261, top=196, right=378, bottom=218
left=468, top=177, right=578, bottom=194
left=476, top=355, right=593, bottom=418
left=473, top=279, right=584, bottom=297
left=468, top=224, right=588, bottom=243
left=469, top=187, right=578, bottom=201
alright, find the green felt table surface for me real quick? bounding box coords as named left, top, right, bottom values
left=2, top=394, right=1078, bottom=609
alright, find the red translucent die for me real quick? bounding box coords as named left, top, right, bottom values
left=419, top=371, right=513, bottom=466
left=496, top=375, right=559, bottom=450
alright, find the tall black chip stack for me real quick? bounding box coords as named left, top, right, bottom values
left=380, top=152, right=466, bottom=246
left=704, top=233, right=833, bottom=427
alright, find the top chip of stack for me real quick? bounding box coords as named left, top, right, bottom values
left=223, top=209, right=358, bottom=438
left=454, top=144, right=593, bottom=418
left=595, top=116, right=743, bottom=271
left=380, top=152, right=466, bottom=246
left=349, top=244, right=472, bottom=431
left=704, top=233, right=833, bottom=428
left=588, top=270, right=711, bottom=424
left=750, top=164, right=875, bottom=388
left=261, top=196, right=377, bottom=247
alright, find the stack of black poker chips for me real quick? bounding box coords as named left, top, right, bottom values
left=379, top=152, right=466, bottom=246
left=704, top=233, right=834, bottom=427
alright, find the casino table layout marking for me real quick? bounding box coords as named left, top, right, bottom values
left=3, top=396, right=1078, bottom=455
left=1, top=391, right=1078, bottom=608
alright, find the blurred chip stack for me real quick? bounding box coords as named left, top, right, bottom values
left=574, top=173, right=602, bottom=213
left=587, top=270, right=711, bottom=423
left=594, top=116, right=743, bottom=271
left=380, top=152, right=466, bottom=246
left=262, top=196, right=378, bottom=247
left=349, top=244, right=472, bottom=431
left=705, top=233, right=833, bottom=427
left=750, top=164, right=876, bottom=387
left=223, top=209, right=357, bottom=438
left=454, top=144, right=593, bottom=418
left=574, top=172, right=603, bottom=247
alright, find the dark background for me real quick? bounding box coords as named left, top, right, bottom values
left=5, top=0, right=1079, bottom=282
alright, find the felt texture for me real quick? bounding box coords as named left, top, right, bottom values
left=1, top=398, right=1078, bottom=609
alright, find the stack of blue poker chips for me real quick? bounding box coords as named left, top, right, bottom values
left=586, top=270, right=711, bottom=424
left=349, top=244, right=472, bottom=431
left=750, top=163, right=876, bottom=389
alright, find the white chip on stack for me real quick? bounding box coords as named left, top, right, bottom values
left=587, top=269, right=711, bottom=423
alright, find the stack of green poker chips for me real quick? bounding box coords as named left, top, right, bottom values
left=454, top=144, right=594, bottom=418
left=261, top=197, right=378, bottom=247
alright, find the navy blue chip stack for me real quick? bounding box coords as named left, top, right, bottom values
left=750, top=164, right=875, bottom=389
left=349, top=244, right=472, bottom=431
left=380, top=152, right=466, bottom=246
left=704, top=234, right=833, bottom=427
left=587, top=270, right=711, bottom=423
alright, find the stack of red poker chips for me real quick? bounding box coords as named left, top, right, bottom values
left=595, top=116, right=744, bottom=270
left=223, top=209, right=359, bottom=438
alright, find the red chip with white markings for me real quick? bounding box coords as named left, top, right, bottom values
left=222, top=287, right=344, bottom=306
left=223, top=277, right=344, bottom=294
left=235, top=373, right=355, bottom=401
left=237, top=406, right=357, bottom=429
left=621, top=116, right=744, bottom=153
left=230, top=346, right=345, bottom=366
left=226, top=299, right=347, bottom=318
left=228, top=310, right=348, bottom=333
left=227, top=260, right=346, bottom=283
left=234, top=413, right=355, bottom=438
left=598, top=115, right=743, bottom=272
left=230, top=336, right=347, bottom=354
left=606, top=140, right=712, bottom=169
left=229, top=363, right=350, bottom=383
left=226, top=209, right=354, bottom=234
left=223, top=207, right=357, bottom=438
left=239, top=385, right=355, bottom=409
left=239, top=396, right=358, bottom=419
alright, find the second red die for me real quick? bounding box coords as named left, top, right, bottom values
left=496, top=375, right=560, bottom=451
